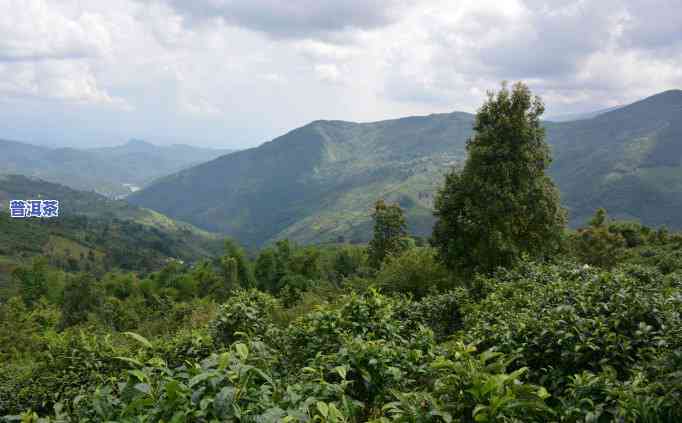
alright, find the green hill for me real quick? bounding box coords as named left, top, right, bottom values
left=129, top=112, right=473, bottom=246
left=128, top=90, right=682, bottom=246
left=0, top=175, right=222, bottom=274
left=547, top=89, right=682, bottom=227
left=0, top=139, right=233, bottom=198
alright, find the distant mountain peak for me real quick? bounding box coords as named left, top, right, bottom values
left=659, top=88, right=682, bottom=96
left=125, top=138, right=155, bottom=147
left=636, top=89, right=682, bottom=104
left=593, top=88, right=682, bottom=121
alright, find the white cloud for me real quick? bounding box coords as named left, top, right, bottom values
left=314, top=64, right=343, bottom=84
left=373, top=0, right=682, bottom=114
left=295, top=40, right=355, bottom=62
left=0, top=0, right=112, bottom=61
left=258, top=73, right=287, bottom=84
left=0, top=0, right=129, bottom=108
left=0, top=0, right=681, bottom=147
left=0, top=60, right=130, bottom=108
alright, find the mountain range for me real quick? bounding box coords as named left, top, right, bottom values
left=545, top=105, right=623, bottom=122
left=128, top=90, right=682, bottom=247
left=3, top=91, right=679, bottom=248
left=0, top=138, right=233, bottom=198
left=548, top=89, right=682, bottom=227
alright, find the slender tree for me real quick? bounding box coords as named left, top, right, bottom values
left=432, top=82, right=566, bottom=275
left=571, top=208, right=626, bottom=268
left=60, top=273, right=99, bottom=328
left=368, top=199, right=409, bottom=268
left=219, top=256, right=239, bottom=296
left=223, top=239, right=255, bottom=288
left=14, top=257, right=49, bottom=306
left=254, top=240, right=293, bottom=293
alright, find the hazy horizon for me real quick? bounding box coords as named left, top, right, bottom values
left=0, top=98, right=638, bottom=150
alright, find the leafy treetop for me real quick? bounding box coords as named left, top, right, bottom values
left=432, top=81, right=567, bottom=275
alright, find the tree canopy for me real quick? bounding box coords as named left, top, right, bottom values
left=432, top=82, right=567, bottom=275
left=367, top=199, right=409, bottom=269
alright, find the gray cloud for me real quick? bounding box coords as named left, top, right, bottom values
left=381, top=0, right=682, bottom=114
left=154, top=0, right=406, bottom=40
left=618, top=0, right=682, bottom=53
left=428, top=1, right=621, bottom=80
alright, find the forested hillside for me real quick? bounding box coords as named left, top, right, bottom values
left=129, top=112, right=473, bottom=246
left=548, top=89, right=682, bottom=226
left=0, top=139, right=233, bottom=198
left=2, top=83, right=680, bottom=422
left=0, top=175, right=222, bottom=285
left=129, top=90, right=682, bottom=247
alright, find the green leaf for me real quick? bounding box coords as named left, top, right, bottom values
left=334, top=365, right=348, bottom=380
left=235, top=343, right=249, bottom=361
left=472, top=404, right=488, bottom=418
left=189, top=372, right=214, bottom=387
left=123, top=331, right=153, bottom=349
left=317, top=401, right=329, bottom=418
left=134, top=383, right=151, bottom=395
left=128, top=369, right=148, bottom=384
left=537, top=386, right=550, bottom=400
left=114, top=356, right=143, bottom=368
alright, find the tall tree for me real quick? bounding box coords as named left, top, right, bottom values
left=223, top=239, right=255, bottom=289
left=13, top=257, right=49, bottom=306
left=219, top=256, right=240, bottom=298
left=254, top=240, right=292, bottom=293
left=368, top=199, right=409, bottom=268
left=255, top=248, right=278, bottom=292
left=60, top=273, right=99, bottom=328
left=432, top=82, right=566, bottom=275
left=192, top=260, right=221, bottom=298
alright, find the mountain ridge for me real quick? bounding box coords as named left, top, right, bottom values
left=0, top=138, right=234, bottom=198
left=116, top=89, right=682, bottom=246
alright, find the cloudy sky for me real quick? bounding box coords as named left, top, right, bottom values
left=0, top=0, right=680, bottom=148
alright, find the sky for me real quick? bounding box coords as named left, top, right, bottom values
left=0, top=0, right=680, bottom=149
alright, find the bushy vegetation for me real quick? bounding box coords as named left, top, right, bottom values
left=2, top=84, right=681, bottom=422
left=3, top=241, right=680, bottom=421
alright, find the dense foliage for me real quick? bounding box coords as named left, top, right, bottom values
left=2, top=211, right=680, bottom=422
left=433, top=82, right=566, bottom=275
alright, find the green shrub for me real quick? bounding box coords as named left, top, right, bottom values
left=386, top=343, right=555, bottom=422
left=375, top=247, right=452, bottom=298
left=463, top=262, right=680, bottom=395
left=395, top=290, right=470, bottom=341
left=283, top=290, right=420, bottom=368
left=209, top=289, right=280, bottom=346
left=2, top=329, right=134, bottom=416
left=5, top=251, right=682, bottom=422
